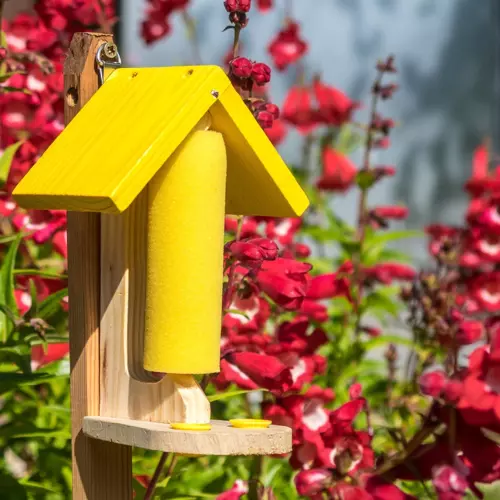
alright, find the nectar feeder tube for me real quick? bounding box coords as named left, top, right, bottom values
left=143, top=130, right=227, bottom=374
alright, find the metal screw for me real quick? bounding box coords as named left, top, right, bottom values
left=211, top=90, right=219, bottom=98
left=103, top=43, right=118, bottom=60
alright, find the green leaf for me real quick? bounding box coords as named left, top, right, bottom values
left=0, top=30, right=7, bottom=47
left=365, top=230, right=423, bottom=249
left=334, top=125, right=362, bottom=155
left=0, top=72, right=23, bottom=83
left=364, top=335, right=415, bottom=351
left=0, top=141, right=22, bottom=185
left=14, top=269, right=67, bottom=279
left=38, top=288, right=68, bottom=319
left=0, top=474, right=27, bottom=500
left=363, top=291, right=401, bottom=317
left=0, top=86, right=31, bottom=94
left=0, top=372, right=66, bottom=392
left=0, top=234, right=22, bottom=341
left=208, top=388, right=266, bottom=403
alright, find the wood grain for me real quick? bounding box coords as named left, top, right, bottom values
left=65, top=32, right=132, bottom=500
left=83, top=417, right=292, bottom=456
left=100, top=191, right=211, bottom=424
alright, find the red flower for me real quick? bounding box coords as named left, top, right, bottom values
left=370, top=205, right=409, bottom=220
left=364, top=263, right=416, bottom=284
left=224, top=0, right=251, bottom=12
left=255, top=110, right=273, bottom=129
left=313, top=79, right=359, bottom=126
left=317, top=148, right=357, bottom=192
left=225, top=351, right=293, bottom=394
left=362, top=475, right=416, bottom=500
left=468, top=272, right=500, bottom=311
left=294, top=469, right=331, bottom=497
left=230, top=56, right=253, bottom=79
left=31, top=343, right=69, bottom=370
left=419, top=370, right=447, bottom=398
left=432, top=465, right=468, bottom=500
left=264, top=118, right=287, bottom=146
left=225, top=237, right=277, bottom=267
left=456, top=319, right=483, bottom=345
left=251, top=62, right=271, bottom=86
left=268, top=21, right=308, bottom=71
left=257, top=0, right=273, bottom=11
left=307, top=271, right=351, bottom=301
left=257, top=258, right=312, bottom=310
left=216, top=480, right=248, bottom=500
left=282, top=86, right=318, bottom=134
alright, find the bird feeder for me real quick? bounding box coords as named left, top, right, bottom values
left=12, top=33, right=309, bottom=499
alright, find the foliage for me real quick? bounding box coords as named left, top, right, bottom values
left=0, top=1, right=499, bottom=499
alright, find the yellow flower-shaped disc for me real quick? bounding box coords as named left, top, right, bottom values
left=229, top=419, right=272, bottom=429
left=170, top=423, right=212, bottom=431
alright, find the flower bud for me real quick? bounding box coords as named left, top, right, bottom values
left=230, top=57, right=253, bottom=79
left=224, top=0, right=251, bottom=12
left=255, top=110, right=274, bottom=129
left=251, top=62, right=271, bottom=85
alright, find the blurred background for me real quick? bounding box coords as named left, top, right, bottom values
left=7, top=0, right=497, bottom=263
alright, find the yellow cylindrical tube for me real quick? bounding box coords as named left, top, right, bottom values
left=143, top=130, right=227, bottom=374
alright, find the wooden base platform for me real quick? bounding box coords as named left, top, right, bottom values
left=83, top=417, right=292, bottom=456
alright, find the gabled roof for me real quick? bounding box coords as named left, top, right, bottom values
left=13, top=65, right=308, bottom=217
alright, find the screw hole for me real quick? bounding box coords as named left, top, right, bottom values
left=185, top=69, right=194, bottom=77
left=131, top=71, right=138, bottom=78
left=66, top=87, right=78, bottom=107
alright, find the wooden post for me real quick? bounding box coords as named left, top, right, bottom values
left=65, top=32, right=132, bottom=500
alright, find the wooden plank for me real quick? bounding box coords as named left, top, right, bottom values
left=65, top=32, right=132, bottom=500
left=100, top=191, right=210, bottom=424
left=13, top=68, right=309, bottom=218
left=83, top=417, right=292, bottom=456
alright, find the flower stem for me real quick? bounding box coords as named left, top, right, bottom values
left=144, top=453, right=177, bottom=500
left=232, top=24, right=241, bottom=58
left=182, top=11, right=202, bottom=64
left=352, top=69, right=384, bottom=333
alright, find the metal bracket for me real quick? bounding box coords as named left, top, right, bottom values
left=96, top=42, right=122, bottom=87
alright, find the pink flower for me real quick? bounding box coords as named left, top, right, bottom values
left=317, top=148, right=357, bottom=192
left=268, top=21, right=308, bottom=71
left=419, top=370, right=447, bottom=398
left=31, top=343, right=69, bottom=371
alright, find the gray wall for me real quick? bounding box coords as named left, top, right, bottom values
left=123, top=0, right=495, bottom=261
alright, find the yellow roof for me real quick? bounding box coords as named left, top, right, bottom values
left=13, top=65, right=308, bottom=217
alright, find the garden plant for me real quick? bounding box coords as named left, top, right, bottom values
left=0, top=0, right=500, bottom=498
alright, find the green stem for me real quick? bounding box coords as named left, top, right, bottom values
left=232, top=24, right=241, bottom=58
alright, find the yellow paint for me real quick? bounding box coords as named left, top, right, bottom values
left=229, top=419, right=272, bottom=429
left=144, top=131, right=226, bottom=374
left=170, top=423, right=212, bottom=431
left=13, top=66, right=309, bottom=218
